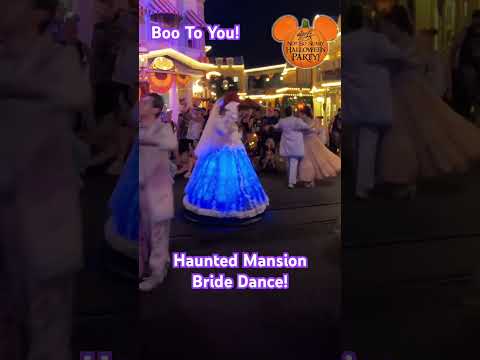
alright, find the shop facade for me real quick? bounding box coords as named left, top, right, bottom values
left=139, top=0, right=211, bottom=122
left=204, top=15, right=342, bottom=125
left=348, top=0, right=480, bottom=51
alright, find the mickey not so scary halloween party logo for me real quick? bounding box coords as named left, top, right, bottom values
left=272, top=15, right=338, bottom=69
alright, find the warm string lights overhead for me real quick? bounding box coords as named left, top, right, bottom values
left=206, top=71, right=222, bottom=79
left=140, top=23, right=341, bottom=119
left=244, top=64, right=287, bottom=73
left=276, top=87, right=312, bottom=94
left=321, top=81, right=341, bottom=87
left=239, top=93, right=314, bottom=101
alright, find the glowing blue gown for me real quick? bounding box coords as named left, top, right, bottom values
left=183, top=100, right=269, bottom=218
left=109, top=140, right=139, bottom=241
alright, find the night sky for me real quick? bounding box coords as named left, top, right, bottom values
left=204, top=0, right=340, bottom=68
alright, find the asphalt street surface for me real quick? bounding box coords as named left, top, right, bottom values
left=74, top=168, right=341, bottom=359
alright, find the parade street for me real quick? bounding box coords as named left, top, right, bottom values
left=343, top=167, right=480, bottom=360
left=73, top=170, right=341, bottom=359
left=72, top=166, right=480, bottom=359
left=141, top=173, right=341, bottom=359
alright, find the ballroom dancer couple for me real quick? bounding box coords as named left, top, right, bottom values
left=276, top=105, right=341, bottom=189
left=343, top=4, right=480, bottom=200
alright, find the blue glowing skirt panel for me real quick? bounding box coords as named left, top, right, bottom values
left=183, top=146, right=269, bottom=219
left=109, top=140, right=139, bottom=241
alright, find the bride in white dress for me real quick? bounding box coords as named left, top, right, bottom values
left=377, top=5, right=480, bottom=190
left=183, top=92, right=269, bottom=219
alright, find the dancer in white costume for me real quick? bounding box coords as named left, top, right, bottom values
left=183, top=93, right=269, bottom=219
left=378, top=6, right=480, bottom=192
left=138, top=94, right=177, bottom=291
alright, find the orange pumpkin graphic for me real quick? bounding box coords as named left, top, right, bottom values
left=272, top=15, right=338, bottom=69
left=148, top=72, right=173, bottom=93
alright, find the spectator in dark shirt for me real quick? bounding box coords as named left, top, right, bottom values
left=264, top=108, right=281, bottom=145
left=329, top=108, right=342, bottom=154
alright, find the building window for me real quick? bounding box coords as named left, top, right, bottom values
left=188, top=39, right=194, bottom=48
left=151, top=14, right=180, bottom=28
left=234, top=76, right=239, bottom=82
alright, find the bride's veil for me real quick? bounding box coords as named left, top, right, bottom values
left=194, top=97, right=224, bottom=158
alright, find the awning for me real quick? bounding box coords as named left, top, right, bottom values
left=184, top=9, right=208, bottom=28
left=148, top=0, right=180, bottom=16
left=140, top=48, right=217, bottom=72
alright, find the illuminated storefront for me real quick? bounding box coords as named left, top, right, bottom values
left=139, top=0, right=211, bottom=122
left=349, top=0, right=480, bottom=51
left=74, top=1, right=341, bottom=123
left=383, top=0, right=480, bottom=50
left=139, top=48, right=215, bottom=122
left=231, top=15, right=342, bottom=125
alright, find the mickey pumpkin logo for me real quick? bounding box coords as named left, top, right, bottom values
left=272, top=15, right=338, bottom=69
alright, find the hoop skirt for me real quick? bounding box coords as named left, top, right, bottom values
left=378, top=21, right=480, bottom=184
left=105, top=140, right=139, bottom=259
left=183, top=146, right=269, bottom=219
left=380, top=70, right=480, bottom=184
left=299, top=132, right=341, bottom=182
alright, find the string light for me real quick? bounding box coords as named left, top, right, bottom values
left=193, top=79, right=204, bottom=95
left=144, top=41, right=341, bottom=112
left=311, top=86, right=327, bottom=93
left=321, top=81, right=341, bottom=87
left=218, top=65, right=245, bottom=69
left=206, top=71, right=222, bottom=79
left=276, top=87, right=312, bottom=94
left=245, top=64, right=287, bottom=73
left=281, top=67, right=297, bottom=76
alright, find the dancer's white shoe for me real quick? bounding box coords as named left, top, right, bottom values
left=139, top=265, right=169, bottom=292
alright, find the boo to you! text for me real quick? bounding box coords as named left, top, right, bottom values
left=151, top=25, right=240, bottom=40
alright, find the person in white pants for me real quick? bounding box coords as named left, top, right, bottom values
left=354, top=127, right=381, bottom=198
left=275, top=106, right=312, bottom=188
left=139, top=93, right=177, bottom=291
left=343, top=5, right=406, bottom=198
